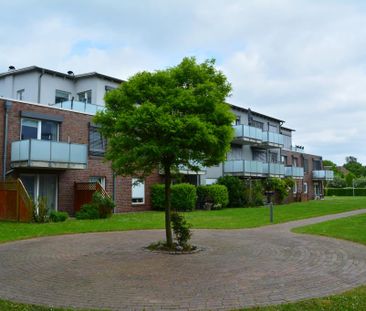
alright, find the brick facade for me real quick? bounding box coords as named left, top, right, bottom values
left=0, top=99, right=163, bottom=214
left=282, top=150, right=324, bottom=202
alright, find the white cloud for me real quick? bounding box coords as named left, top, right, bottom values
left=1, top=0, right=366, bottom=164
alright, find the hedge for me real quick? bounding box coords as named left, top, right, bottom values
left=151, top=183, right=197, bottom=211
left=197, top=184, right=229, bottom=210
left=325, top=188, right=366, bottom=196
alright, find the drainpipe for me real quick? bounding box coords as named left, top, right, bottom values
left=112, top=172, right=117, bottom=213
left=37, top=69, right=45, bottom=103
left=3, top=101, right=12, bottom=180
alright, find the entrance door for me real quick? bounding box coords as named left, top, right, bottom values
left=314, top=183, right=321, bottom=198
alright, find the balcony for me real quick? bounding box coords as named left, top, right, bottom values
left=51, top=101, right=105, bottom=115
left=312, top=170, right=334, bottom=180
left=285, top=166, right=304, bottom=179
left=263, top=163, right=285, bottom=177
left=224, top=160, right=265, bottom=176
left=11, top=140, right=88, bottom=169
left=232, top=125, right=263, bottom=145
left=262, top=132, right=284, bottom=148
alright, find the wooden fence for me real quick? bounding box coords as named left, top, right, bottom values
left=74, top=182, right=110, bottom=213
left=0, top=179, right=33, bottom=222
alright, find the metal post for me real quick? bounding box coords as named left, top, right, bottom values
left=270, top=202, right=274, bottom=223
left=353, top=179, right=355, bottom=197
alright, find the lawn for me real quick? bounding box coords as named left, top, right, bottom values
left=1, top=196, right=366, bottom=311
left=293, top=208, right=366, bottom=245
left=0, top=196, right=366, bottom=244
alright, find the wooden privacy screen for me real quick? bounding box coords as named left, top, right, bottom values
left=0, top=179, right=32, bottom=222
left=74, top=182, right=110, bottom=213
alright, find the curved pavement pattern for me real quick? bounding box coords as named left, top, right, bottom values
left=1, top=209, right=366, bottom=311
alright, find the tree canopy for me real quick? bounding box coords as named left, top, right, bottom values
left=94, top=57, right=234, bottom=247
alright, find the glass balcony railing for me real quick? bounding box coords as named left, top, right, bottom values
left=224, top=160, right=264, bottom=175
left=233, top=125, right=263, bottom=142
left=312, top=170, right=334, bottom=180
left=52, top=101, right=105, bottom=115
left=285, top=166, right=304, bottom=178
left=262, top=132, right=284, bottom=146
left=11, top=139, right=88, bottom=169
left=263, top=163, right=285, bottom=176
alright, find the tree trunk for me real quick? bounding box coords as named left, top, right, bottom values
left=164, top=164, right=173, bottom=248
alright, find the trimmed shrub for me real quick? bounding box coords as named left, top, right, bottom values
left=151, top=183, right=197, bottom=212
left=76, top=191, right=115, bottom=220
left=197, top=184, right=229, bottom=210
left=326, top=188, right=366, bottom=196
left=49, top=211, right=68, bottom=222
left=243, top=179, right=264, bottom=206
left=217, top=176, right=246, bottom=207
left=171, top=183, right=197, bottom=212
left=151, top=184, right=165, bottom=210
left=171, top=212, right=192, bottom=249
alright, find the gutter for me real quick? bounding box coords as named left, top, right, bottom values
left=37, top=69, right=45, bottom=103
left=2, top=101, right=12, bottom=180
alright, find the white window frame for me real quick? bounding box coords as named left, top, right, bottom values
left=131, top=178, right=145, bottom=204
left=89, top=176, right=106, bottom=189
left=303, top=182, right=308, bottom=194
left=16, top=89, right=25, bottom=100
left=20, top=118, right=59, bottom=141
left=293, top=182, right=298, bottom=194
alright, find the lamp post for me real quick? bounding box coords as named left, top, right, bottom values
left=265, top=190, right=275, bottom=223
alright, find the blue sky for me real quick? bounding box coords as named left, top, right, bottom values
left=1, top=0, right=366, bottom=165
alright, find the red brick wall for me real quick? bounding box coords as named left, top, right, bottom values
left=0, top=99, right=163, bottom=214
left=282, top=150, right=324, bottom=201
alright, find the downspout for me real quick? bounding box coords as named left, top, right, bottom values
left=112, top=172, right=117, bottom=213
left=3, top=101, right=12, bottom=180
left=37, top=69, right=45, bottom=103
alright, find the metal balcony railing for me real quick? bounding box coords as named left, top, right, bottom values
left=312, top=170, right=334, bottom=180
left=285, top=166, right=304, bottom=178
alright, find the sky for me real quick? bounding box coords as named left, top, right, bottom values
left=1, top=0, right=365, bottom=165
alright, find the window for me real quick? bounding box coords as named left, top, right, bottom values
left=205, top=178, right=217, bottom=185
left=89, top=176, right=106, bottom=189
left=233, top=115, right=241, bottom=125
left=132, top=178, right=144, bottom=204
left=251, top=120, right=264, bottom=130
left=313, top=159, right=322, bottom=170
left=293, top=182, right=298, bottom=194
left=304, top=158, right=309, bottom=172
left=282, top=155, right=288, bottom=165
left=105, top=86, right=115, bottom=93
left=16, top=89, right=24, bottom=100
left=78, top=90, right=92, bottom=104
left=269, top=152, right=278, bottom=163
left=55, top=90, right=71, bottom=104
left=89, top=125, right=107, bottom=156
left=292, top=157, right=298, bottom=167
left=303, top=182, right=308, bottom=194
left=21, top=118, right=58, bottom=141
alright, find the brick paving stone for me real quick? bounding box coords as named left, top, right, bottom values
left=0, top=209, right=366, bottom=310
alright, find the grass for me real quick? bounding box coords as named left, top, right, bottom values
left=0, top=196, right=366, bottom=244
left=242, top=285, right=366, bottom=310
left=1, top=196, right=366, bottom=310
left=293, top=208, right=366, bottom=246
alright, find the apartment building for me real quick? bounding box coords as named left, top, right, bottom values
left=202, top=106, right=333, bottom=201
left=0, top=65, right=333, bottom=215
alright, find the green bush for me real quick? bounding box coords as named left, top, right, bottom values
left=32, top=197, right=49, bottom=223
left=151, top=183, right=197, bottom=212
left=217, top=176, right=246, bottom=207
left=325, top=188, right=366, bottom=196
left=197, top=184, right=229, bottom=210
left=171, top=212, right=192, bottom=249
left=263, top=177, right=293, bottom=203
left=243, top=179, right=264, bottom=206
left=76, top=191, right=115, bottom=220
left=49, top=211, right=68, bottom=222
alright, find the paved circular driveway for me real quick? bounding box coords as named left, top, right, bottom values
left=1, top=210, right=366, bottom=311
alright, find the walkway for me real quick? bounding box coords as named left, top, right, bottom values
left=1, top=209, right=366, bottom=311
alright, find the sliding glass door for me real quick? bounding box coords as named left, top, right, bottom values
left=20, top=174, right=58, bottom=211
